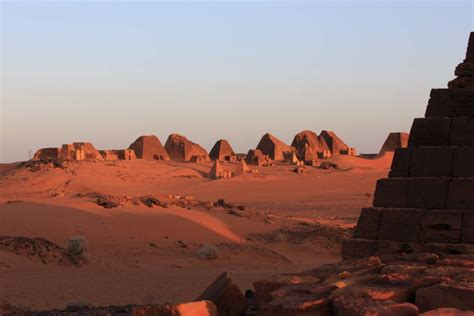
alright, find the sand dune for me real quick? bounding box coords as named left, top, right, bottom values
left=0, top=155, right=391, bottom=310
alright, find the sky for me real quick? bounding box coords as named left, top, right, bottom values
left=0, top=1, right=473, bottom=163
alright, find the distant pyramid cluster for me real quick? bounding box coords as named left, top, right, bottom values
left=343, top=32, right=474, bottom=258
left=33, top=129, right=357, bottom=167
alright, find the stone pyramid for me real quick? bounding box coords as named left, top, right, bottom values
left=128, top=135, right=170, bottom=160
left=256, top=133, right=295, bottom=161
left=165, top=133, right=210, bottom=162
left=319, top=130, right=349, bottom=156
left=291, top=130, right=322, bottom=162
left=379, top=132, right=409, bottom=154
left=209, top=139, right=236, bottom=161
left=234, top=159, right=250, bottom=176
left=343, top=33, right=474, bottom=259
left=209, top=160, right=231, bottom=179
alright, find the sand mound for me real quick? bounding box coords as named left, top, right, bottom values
left=165, top=134, right=210, bottom=162
left=250, top=223, right=352, bottom=255
left=0, top=236, right=86, bottom=266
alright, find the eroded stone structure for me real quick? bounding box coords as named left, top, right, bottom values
left=343, top=33, right=474, bottom=259
left=128, top=135, right=170, bottom=160
left=379, top=132, right=409, bottom=154
left=164, top=133, right=210, bottom=162
left=208, top=160, right=231, bottom=179
left=256, top=133, right=295, bottom=161
left=209, top=139, right=236, bottom=161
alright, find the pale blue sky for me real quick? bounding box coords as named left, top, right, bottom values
left=1, top=1, right=473, bottom=162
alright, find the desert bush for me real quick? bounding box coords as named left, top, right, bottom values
left=195, top=245, right=219, bottom=260
left=67, top=236, right=88, bottom=264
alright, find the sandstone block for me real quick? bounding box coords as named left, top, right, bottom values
left=196, top=272, right=246, bottom=316
left=390, top=148, right=411, bottom=176
left=447, top=178, right=474, bottom=210
left=453, top=146, right=474, bottom=176
left=373, top=178, right=409, bottom=208
left=462, top=212, right=474, bottom=243
left=379, top=208, right=422, bottom=242
left=416, top=284, right=474, bottom=312
left=354, top=208, right=381, bottom=239
left=409, top=147, right=454, bottom=177
left=451, top=96, right=474, bottom=117
left=422, top=210, right=462, bottom=231
left=450, top=117, right=474, bottom=145
left=407, top=178, right=450, bottom=209
left=341, top=238, right=377, bottom=260
left=425, top=88, right=452, bottom=118
left=408, top=118, right=451, bottom=147
left=421, top=308, right=474, bottom=316
left=420, top=230, right=461, bottom=244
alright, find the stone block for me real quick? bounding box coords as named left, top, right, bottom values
left=389, top=170, right=409, bottom=178
left=453, top=146, right=474, bottom=177
left=422, top=210, right=462, bottom=230
left=341, top=238, right=377, bottom=260
left=450, top=117, right=474, bottom=145
left=425, top=88, right=452, bottom=118
left=379, top=208, right=422, bottom=242
left=407, top=178, right=450, bottom=209
left=416, top=284, right=474, bottom=312
left=462, top=212, right=474, bottom=243
left=455, top=62, right=474, bottom=76
left=447, top=178, right=474, bottom=210
left=408, top=118, right=451, bottom=147
left=420, top=230, right=461, bottom=243
left=451, top=96, right=474, bottom=117
left=390, top=148, right=410, bottom=174
left=354, top=208, right=381, bottom=239
left=373, top=178, right=409, bottom=208
left=409, top=147, right=454, bottom=177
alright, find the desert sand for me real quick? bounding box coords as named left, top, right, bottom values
left=0, top=153, right=392, bottom=311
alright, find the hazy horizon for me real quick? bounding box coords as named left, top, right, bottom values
left=1, top=1, right=473, bottom=163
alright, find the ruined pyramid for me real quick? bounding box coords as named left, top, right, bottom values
left=291, top=130, right=322, bottom=163
left=234, top=159, right=250, bottom=176
left=128, top=135, right=170, bottom=160
left=379, top=132, right=409, bottom=154
left=209, top=139, right=236, bottom=161
left=165, top=133, right=210, bottom=162
left=256, top=133, right=295, bottom=161
left=209, top=160, right=231, bottom=179
left=343, top=33, right=474, bottom=259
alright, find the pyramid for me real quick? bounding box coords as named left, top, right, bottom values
left=245, top=149, right=272, bottom=166
left=33, top=148, right=59, bottom=160
left=256, top=133, right=295, bottom=161
left=234, top=159, right=250, bottom=176
left=319, top=130, right=349, bottom=156
left=291, top=130, right=322, bottom=162
left=343, top=33, right=474, bottom=259
left=208, top=160, right=231, bottom=179
left=209, top=139, right=236, bottom=161
left=379, top=132, right=409, bottom=154
left=128, top=135, right=170, bottom=160
left=165, top=134, right=210, bottom=162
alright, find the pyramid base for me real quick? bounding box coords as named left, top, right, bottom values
left=342, top=237, right=474, bottom=260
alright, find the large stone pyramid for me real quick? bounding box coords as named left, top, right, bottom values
left=343, top=33, right=474, bottom=259
left=128, top=135, right=170, bottom=160
left=256, top=133, right=295, bottom=161
left=209, top=139, right=236, bottom=161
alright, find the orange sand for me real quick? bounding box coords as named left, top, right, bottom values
left=0, top=154, right=392, bottom=310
